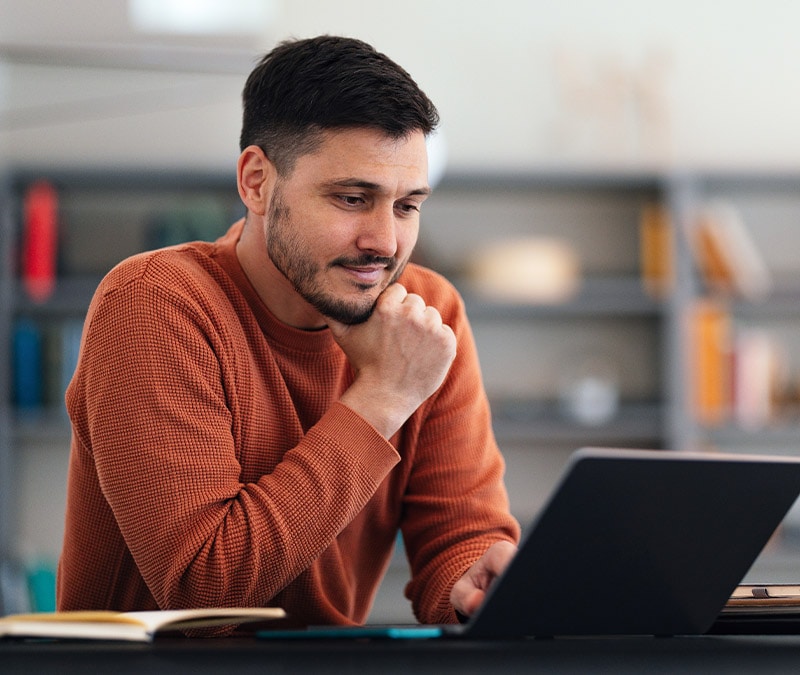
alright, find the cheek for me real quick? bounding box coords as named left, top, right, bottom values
left=397, top=222, right=420, bottom=256
left=289, top=205, right=337, bottom=246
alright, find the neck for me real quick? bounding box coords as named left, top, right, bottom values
left=235, top=216, right=327, bottom=330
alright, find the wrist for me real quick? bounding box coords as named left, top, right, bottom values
left=338, top=384, right=417, bottom=439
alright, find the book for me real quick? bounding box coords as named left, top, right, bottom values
left=21, top=180, right=59, bottom=303
left=0, top=607, right=285, bottom=642
left=688, top=299, right=732, bottom=426
left=733, top=328, right=783, bottom=430
left=639, top=201, right=674, bottom=299
left=723, top=585, right=800, bottom=615
left=709, top=584, right=800, bottom=634
left=12, top=319, right=43, bottom=410
left=690, top=200, right=772, bottom=301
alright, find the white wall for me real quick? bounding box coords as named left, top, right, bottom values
left=2, top=0, right=800, bottom=172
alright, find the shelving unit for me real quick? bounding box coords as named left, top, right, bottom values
left=0, top=173, right=15, bottom=569
left=421, top=171, right=672, bottom=467
left=0, top=169, right=245, bottom=612
left=2, top=167, right=800, bottom=607
left=460, top=276, right=665, bottom=446
left=668, top=172, right=800, bottom=456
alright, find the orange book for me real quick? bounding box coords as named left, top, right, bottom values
left=691, top=201, right=771, bottom=300
left=694, top=215, right=736, bottom=292
left=639, top=201, right=674, bottom=298
left=689, top=300, right=731, bottom=426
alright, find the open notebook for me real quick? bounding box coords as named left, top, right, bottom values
left=261, top=447, right=800, bottom=639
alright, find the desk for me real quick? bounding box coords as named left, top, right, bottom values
left=3, top=635, right=800, bottom=674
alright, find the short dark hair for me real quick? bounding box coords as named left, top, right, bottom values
left=240, top=35, right=440, bottom=174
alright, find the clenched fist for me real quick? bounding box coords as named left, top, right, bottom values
left=327, top=283, right=457, bottom=438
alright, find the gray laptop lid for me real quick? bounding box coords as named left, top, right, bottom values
left=464, top=447, right=800, bottom=638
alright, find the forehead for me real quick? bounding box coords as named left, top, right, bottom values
left=291, top=127, right=429, bottom=189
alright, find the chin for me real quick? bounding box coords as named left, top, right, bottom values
left=328, top=302, right=376, bottom=326
left=309, top=292, right=377, bottom=326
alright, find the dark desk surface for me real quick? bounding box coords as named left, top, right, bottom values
left=4, top=634, right=800, bottom=674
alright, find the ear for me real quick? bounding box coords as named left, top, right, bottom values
left=237, top=145, right=275, bottom=216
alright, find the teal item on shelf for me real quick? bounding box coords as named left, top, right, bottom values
left=27, top=562, right=57, bottom=612
left=12, top=319, right=43, bottom=409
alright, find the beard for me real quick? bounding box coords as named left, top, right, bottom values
left=266, top=185, right=407, bottom=325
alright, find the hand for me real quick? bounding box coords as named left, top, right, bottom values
left=327, top=283, right=456, bottom=438
left=450, top=541, right=517, bottom=618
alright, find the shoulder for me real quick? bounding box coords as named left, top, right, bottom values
left=97, top=240, right=223, bottom=299
left=85, top=241, right=240, bottom=336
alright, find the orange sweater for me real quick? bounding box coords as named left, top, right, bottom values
left=58, top=220, right=519, bottom=625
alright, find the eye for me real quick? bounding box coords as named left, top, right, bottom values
left=396, top=201, right=421, bottom=215
left=338, top=194, right=365, bottom=207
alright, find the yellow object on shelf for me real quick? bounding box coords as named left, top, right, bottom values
left=467, top=237, right=581, bottom=304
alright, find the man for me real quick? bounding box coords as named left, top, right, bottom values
left=58, top=35, right=519, bottom=627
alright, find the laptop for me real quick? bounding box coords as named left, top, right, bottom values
left=261, top=447, right=800, bottom=639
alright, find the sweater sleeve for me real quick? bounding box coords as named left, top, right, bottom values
left=400, top=281, right=521, bottom=624
left=68, top=269, right=399, bottom=610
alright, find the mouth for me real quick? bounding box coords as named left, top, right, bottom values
left=333, top=256, right=396, bottom=288
left=339, top=264, right=386, bottom=285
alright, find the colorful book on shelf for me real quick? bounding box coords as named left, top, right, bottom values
left=639, top=201, right=674, bottom=298
left=691, top=200, right=772, bottom=300
left=13, top=318, right=84, bottom=415
left=0, top=607, right=285, bottom=642
left=733, top=328, right=782, bottom=430
left=688, top=299, right=732, bottom=426
left=688, top=304, right=789, bottom=429
left=21, top=180, right=59, bottom=303
left=12, top=319, right=43, bottom=409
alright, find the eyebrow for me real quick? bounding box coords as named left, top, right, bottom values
left=324, top=178, right=432, bottom=198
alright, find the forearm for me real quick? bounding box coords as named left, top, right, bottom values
left=397, top=303, right=521, bottom=623
left=94, top=402, right=399, bottom=609
left=399, top=396, right=520, bottom=624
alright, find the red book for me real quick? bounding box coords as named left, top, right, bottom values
left=22, top=180, right=58, bottom=303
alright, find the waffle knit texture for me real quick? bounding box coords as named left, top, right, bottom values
left=57, top=220, right=519, bottom=626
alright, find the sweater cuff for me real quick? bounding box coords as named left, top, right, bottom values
left=310, top=401, right=401, bottom=478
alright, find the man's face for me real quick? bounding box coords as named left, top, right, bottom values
left=263, top=127, right=430, bottom=326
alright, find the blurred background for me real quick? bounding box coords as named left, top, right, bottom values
left=3, top=0, right=800, bottom=621
left=3, top=0, right=800, bottom=170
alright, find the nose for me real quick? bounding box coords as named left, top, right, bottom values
left=356, top=205, right=397, bottom=257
